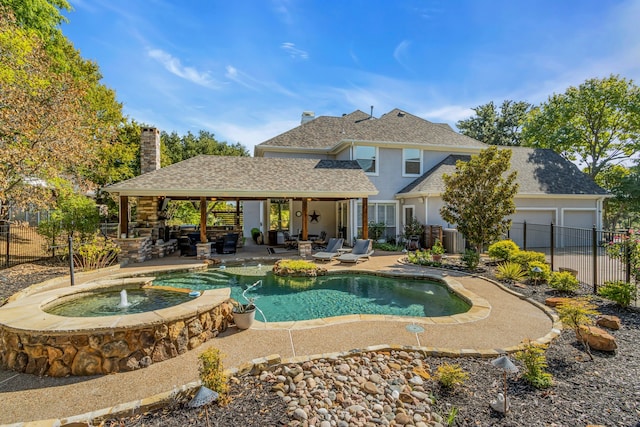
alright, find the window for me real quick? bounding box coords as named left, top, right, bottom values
left=269, top=199, right=290, bottom=230
left=356, top=202, right=397, bottom=240
left=403, top=148, right=421, bottom=176
left=355, top=146, right=377, bottom=174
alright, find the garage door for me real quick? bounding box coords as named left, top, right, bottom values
left=563, top=210, right=596, bottom=229
left=508, top=210, right=555, bottom=249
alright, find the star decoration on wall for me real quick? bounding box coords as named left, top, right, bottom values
left=309, top=210, right=320, bottom=223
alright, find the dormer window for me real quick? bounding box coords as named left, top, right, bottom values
left=355, top=146, right=377, bottom=174
left=403, top=148, right=421, bottom=176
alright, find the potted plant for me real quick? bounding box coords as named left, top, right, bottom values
left=232, top=299, right=256, bottom=330
left=368, top=221, right=387, bottom=243
left=431, top=238, right=445, bottom=261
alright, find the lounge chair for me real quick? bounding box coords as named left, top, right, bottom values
left=336, top=239, right=374, bottom=264
left=312, top=238, right=344, bottom=262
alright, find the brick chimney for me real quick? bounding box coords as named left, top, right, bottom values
left=140, top=127, right=161, bottom=174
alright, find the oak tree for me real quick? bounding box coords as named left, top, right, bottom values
left=0, top=11, right=98, bottom=217
left=523, top=75, right=640, bottom=180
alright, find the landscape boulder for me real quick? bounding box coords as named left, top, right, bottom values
left=545, top=297, right=572, bottom=307
left=577, top=325, right=617, bottom=352
left=596, top=315, right=621, bottom=330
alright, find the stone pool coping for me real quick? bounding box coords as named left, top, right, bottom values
left=0, top=263, right=490, bottom=332
left=250, top=270, right=491, bottom=329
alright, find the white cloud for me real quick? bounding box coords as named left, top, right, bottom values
left=281, top=42, right=309, bottom=60
left=393, top=40, right=411, bottom=70
left=148, top=49, right=221, bottom=89
left=418, top=105, right=475, bottom=124
left=192, top=116, right=300, bottom=154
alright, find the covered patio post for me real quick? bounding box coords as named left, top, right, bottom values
left=199, top=197, right=207, bottom=243
left=362, top=197, right=368, bottom=239
left=119, top=196, right=129, bottom=238
left=301, top=199, right=309, bottom=240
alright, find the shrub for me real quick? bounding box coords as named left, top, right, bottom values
left=556, top=297, right=599, bottom=333
left=527, top=260, right=551, bottom=284
left=374, top=242, right=404, bottom=252
left=435, top=363, right=469, bottom=388
left=273, top=259, right=325, bottom=277
left=461, top=249, right=480, bottom=270
left=407, top=249, right=433, bottom=266
left=431, top=238, right=445, bottom=255
left=511, top=250, right=547, bottom=269
left=403, top=217, right=425, bottom=239
left=198, top=348, right=229, bottom=404
left=549, top=271, right=580, bottom=293
left=488, top=239, right=520, bottom=262
left=73, top=235, right=120, bottom=271
left=605, top=229, right=640, bottom=283
left=495, top=261, right=526, bottom=283
left=368, top=221, right=387, bottom=241
left=556, top=297, right=600, bottom=358
left=598, top=280, right=637, bottom=307
left=515, top=340, right=553, bottom=389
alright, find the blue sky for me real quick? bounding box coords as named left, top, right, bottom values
left=62, top=0, right=640, bottom=154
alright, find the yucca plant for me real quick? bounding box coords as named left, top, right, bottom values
left=495, top=261, right=526, bottom=283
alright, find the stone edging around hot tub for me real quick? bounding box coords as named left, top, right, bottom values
left=0, top=272, right=233, bottom=377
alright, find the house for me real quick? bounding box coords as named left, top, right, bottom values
left=249, top=108, right=608, bottom=249
left=105, top=109, right=607, bottom=262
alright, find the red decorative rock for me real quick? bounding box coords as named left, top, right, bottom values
left=577, top=325, right=617, bottom=352
left=596, top=315, right=621, bottom=330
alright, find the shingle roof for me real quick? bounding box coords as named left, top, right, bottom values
left=398, top=147, right=609, bottom=196
left=104, top=156, right=378, bottom=198
left=256, top=108, right=487, bottom=152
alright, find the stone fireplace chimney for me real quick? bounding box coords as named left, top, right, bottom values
left=140, top=127, right=161, bottom=174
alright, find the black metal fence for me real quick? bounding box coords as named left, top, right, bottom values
left=0, top=222, right=51, bottom=269
left=507, top=222, right=633, bottom=293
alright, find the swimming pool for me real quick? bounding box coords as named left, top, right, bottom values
left=152, top=265, right=470, bottom=322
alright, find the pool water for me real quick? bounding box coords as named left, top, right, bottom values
left=153, top=265, right=470, bottom=322
left=45, top=288, right=194, bottom=317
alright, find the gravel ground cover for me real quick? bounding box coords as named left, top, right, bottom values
left=1, top=260, right=639, bottom=426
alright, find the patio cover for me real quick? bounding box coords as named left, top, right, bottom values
left=104, top=155, right=378, bottom=200
left=104, top=155, right=378, bottom=241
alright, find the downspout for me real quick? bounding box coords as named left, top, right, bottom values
left=596, top=197, right=605, bottom=230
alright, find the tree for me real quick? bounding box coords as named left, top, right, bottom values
left=440, top=146, right=519, bottom=253
left=594, top=163, right=640, bottom=229
left=523, top=75, right=640, bottom=180
left=161, top=130, right=249, bottom=166
left=0, top=12, right=99, bottom=218
left=456, top=100, right=532, bottom=146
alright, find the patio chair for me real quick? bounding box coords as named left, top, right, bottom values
left=283, top=231, right=298, bottom=249
left=216, top=233, right=239, bottom=254
left=312, top=231, right=328, bottom=250
left=178, top=235, right=197, bottom=257
left=312, top=238, right=344, bottom=262
left=336, top=239, right=374, bottom=264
